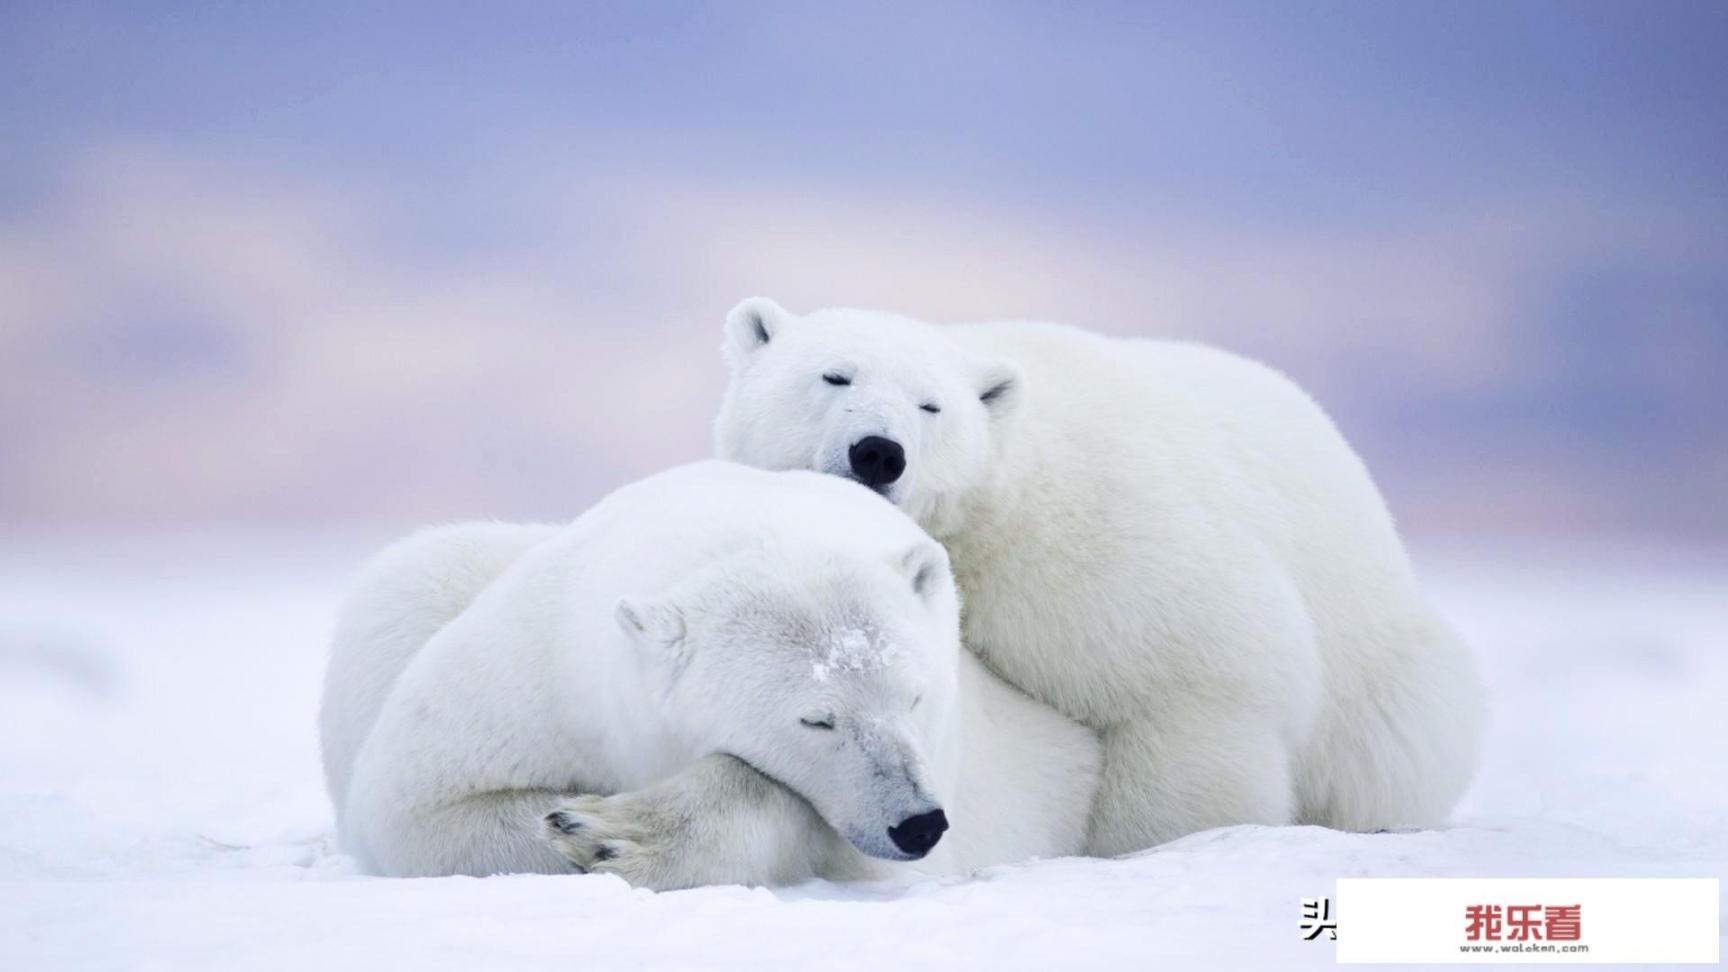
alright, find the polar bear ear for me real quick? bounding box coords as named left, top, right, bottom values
left=896, top=542, right=952, bottom=603
left=722, top=297, right=794, bottom=367
left=977, top=358, right=1024, bottom=421
left=616, top=597, right=689, bottom=660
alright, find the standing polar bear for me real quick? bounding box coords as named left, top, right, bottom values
left=321, top=461, right=1099, bottom=887
left=715, top=299, right=1483, bottom=855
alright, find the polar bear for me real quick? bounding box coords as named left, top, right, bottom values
left=320, top=461, right=1099, bottom=887
left=714, top=299, right=1483, bottom=855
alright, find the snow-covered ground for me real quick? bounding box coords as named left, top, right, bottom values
left=0, top=533, right=1723, bottom=969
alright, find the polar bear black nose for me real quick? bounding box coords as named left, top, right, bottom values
left=849, top=436, right=906, bottom=490
left=887, top=808, right=948, bottom=858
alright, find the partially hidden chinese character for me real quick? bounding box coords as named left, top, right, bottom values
left=1301, top=897, right=1337, bottom=941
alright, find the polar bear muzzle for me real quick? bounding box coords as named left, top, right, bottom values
left=848, top=435, right=906, bottom=492
left=887, top=807, right=948, bottom=858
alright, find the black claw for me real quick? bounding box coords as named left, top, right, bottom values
left=593, top=844, right=616, bottom=862
left=547, top=811, right=584, bottom=835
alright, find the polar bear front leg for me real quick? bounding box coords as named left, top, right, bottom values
left=1085, top=706, right=1295, bottom=856
left=348, top=783, right=588, bottom=877
left=544, top=753, right=875, bottom=890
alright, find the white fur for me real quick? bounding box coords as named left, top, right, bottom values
left=320, top=461, right=1099, bottom=886
left=714, top=299, right=1484, bottom=855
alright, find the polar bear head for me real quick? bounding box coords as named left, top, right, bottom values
left=714, top=298, right=1022, bottom=538
left=615, top=536, right=961, bottom=861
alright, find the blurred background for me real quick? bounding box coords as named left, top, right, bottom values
left=2, top=0, right=1725, bottom=543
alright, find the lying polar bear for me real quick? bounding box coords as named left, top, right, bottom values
left=320, top=461, right=1099, bottom=887
left=715, top=299, right=1483, bottom=854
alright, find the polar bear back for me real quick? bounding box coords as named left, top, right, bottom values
left=320, top=520, right=558, bottom=809
left=944, top=320, right=1436, bottom=683
left=942, top=321, right=1479, bottom=830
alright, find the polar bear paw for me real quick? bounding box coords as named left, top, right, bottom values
left=544, top=793, right=671, bottom=886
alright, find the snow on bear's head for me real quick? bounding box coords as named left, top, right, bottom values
left=615, top=535, right=962, bottom=862
left=714, top=298, right=1022, bottom=538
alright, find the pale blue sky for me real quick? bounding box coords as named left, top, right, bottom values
left=2, top=2, right=1725, bottom=537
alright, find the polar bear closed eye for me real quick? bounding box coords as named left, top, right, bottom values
left=320, top=461, right=1099, bottom=886
left=714, top=298, right=1483, bottom=855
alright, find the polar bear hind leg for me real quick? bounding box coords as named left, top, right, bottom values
left=1295, top=616, right=1482, bottom=832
